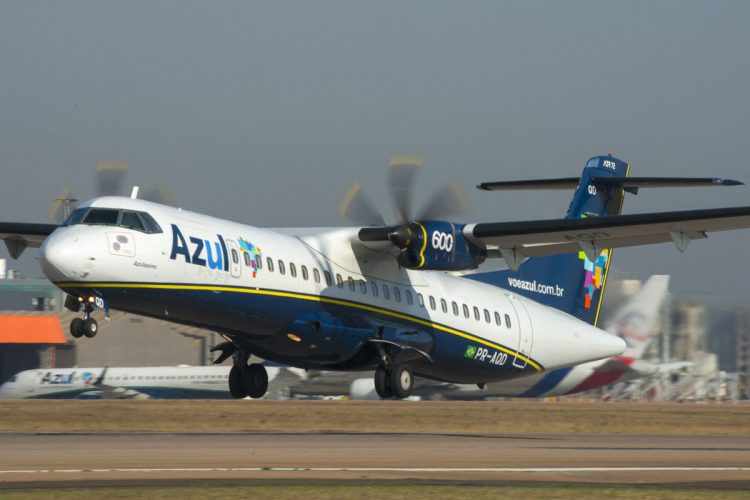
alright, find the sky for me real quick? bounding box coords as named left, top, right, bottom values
left=1, top=1, right=749, bottom=299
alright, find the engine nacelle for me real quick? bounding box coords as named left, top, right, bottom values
left=395, top=220, right=486, bottom=271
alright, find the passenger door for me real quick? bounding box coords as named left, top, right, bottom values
left=226, top=239, right=242, bottom=279
left=508, top=295, right=534, bottom=369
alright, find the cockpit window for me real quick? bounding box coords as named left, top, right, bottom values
left=64, top=208, right=162, bottom=234
left=119, top=211, right=145, bottom=232
left=62, top=207, right=88, bottom=226
left=83, top=208, right=120, bottom=225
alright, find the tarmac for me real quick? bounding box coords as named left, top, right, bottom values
left=2, top=431, right=749, bottom=487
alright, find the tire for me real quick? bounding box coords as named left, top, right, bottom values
left=374, top=366, right=392, bottom=399
left=70, top=318, right=84, bottom=338
left=82, top=318, right=98, bottom=338
left=244, top=363, right=268, bottom=399
left=390, top=365, right=414, bottom=399
left=228, top=365, right=247, bottom=399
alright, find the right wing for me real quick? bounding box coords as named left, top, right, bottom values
left=0, top=222, right=58, bottom=258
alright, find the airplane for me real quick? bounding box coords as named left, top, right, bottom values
left=0, top=364, right=305, bottom=399
left=2, top=154, right=750, bottom=400
left=349, top=275, right=686, bottom=399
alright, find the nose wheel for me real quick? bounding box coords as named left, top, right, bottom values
left=68, top=296, right=101, bottom=339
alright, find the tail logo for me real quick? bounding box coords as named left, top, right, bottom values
left=578, top=249, right=609, bottom=310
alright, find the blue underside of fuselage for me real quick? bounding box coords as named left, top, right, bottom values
left=58, top=283, right=542, bottom=384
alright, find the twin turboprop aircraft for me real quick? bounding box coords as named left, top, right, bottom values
left=2, top=154, right=750, bottom=399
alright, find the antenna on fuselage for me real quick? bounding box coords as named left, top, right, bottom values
left=130, top=186, right=140, bottom=199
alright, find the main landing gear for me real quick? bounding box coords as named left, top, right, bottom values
left=374, top=364, right=414, bottom=400
left=67, top=295, right=99, bottom=339
left=212, top=341, right=269, bottom=399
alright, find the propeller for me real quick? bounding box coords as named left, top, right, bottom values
left=340, top=155, right=469, bottom=249
left=48, top=161, right=177, bottom=222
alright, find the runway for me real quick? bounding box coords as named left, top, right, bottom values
left=2, top=432, right=749, bottom=485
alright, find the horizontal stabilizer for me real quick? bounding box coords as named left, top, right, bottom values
left=477, top=176, right=743, bottom=193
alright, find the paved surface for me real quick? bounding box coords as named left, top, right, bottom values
left=2, top=432, right=749, bottom=485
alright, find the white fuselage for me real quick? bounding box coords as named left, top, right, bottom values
left=39, top=197, right=624, bottom=385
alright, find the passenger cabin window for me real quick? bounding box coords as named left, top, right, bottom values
left=405, top=290, right=413, bottom=305
left=324, top=271, right=333, bottom=286
left=382, top=284, right=390, bottom=300
left=266, top=257, right=274, bottom=272
left=495, top=311, right=502, bottom=326
left=243, top=252, right=252, bottom=267
left=441, top=299, right=448, bottom=314
left=255, top=255, right=262, bottom=270
left=484, top=309, right=491, bottom=324
left=301, top=266, right=309, bottom=281
left=418, top=294, right=425, bottom=308
left=428, top=296, right=436, bottom=310
left=278, top=260, right=286, bottom=275
left=348, top=276, right=355, bottom=291
left=452, top=301, right=459, bottom=316
left=371, top=282, right=379, bottom=297
left=462, top=304, right=470, bottom=318
left=289, top=263, right=297, bottom=278
left=393, top=287, right=401, bottom=303
left=336, top=274, right=344, bottom=288
left=505, top=314, right=512, bottom=328
left=360, top=280, right=367, bottom=294
left=313, top=268, right=321, bottom=283
left=473, top=306, right=480, bottom=321
left=231, top=249, right=239, bottom=264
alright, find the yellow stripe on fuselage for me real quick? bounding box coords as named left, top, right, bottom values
left=56, top=281, right=543, bottom=371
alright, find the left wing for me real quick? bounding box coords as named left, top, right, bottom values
left=0, top=222, right=58, bottom=258
left=463, top=206, right=750, bottom=267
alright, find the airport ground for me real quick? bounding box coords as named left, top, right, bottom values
left=1, top=400, right=749, bottom=499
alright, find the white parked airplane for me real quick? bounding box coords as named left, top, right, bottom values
left=0, top=365, right=304, bottom=399
left=1, top=154, right=748, bottom=399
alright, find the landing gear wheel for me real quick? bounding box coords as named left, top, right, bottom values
left=82, top=318, right=98, bottom=338
left=374, top=366, right=393, bottom=399
left=390, top=365, right=414, bottom=399
left=244, top=363, right=268, bottom=399
left=228, top=365, right=247, bottom=399
left=70, top=318, right=84, bottom=338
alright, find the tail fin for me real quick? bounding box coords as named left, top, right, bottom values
left=470, top=154, right=630, bottom=326
left=605, top=275, right=669, bottom=358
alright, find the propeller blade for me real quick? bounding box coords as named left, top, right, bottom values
left=140, top=185, right=177, bottom=206
left=418, top=183, right=469, bottom=221
left=388, top=155, right=423, bottom=223
left=339, top=183, right=386, bottom=226
left=95, top=161, right=128, bottom=196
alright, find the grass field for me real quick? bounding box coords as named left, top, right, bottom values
left=1, top=482, right=748, bottom=500
left=0, top=399, right=748, bottom=435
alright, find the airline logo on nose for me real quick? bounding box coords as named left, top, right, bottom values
left=169, top=224, right=229, bottom=271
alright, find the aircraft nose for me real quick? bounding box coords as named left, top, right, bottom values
left=41, top=229, right=89, bottom=281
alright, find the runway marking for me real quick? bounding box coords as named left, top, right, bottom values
left=1, top=467, right=750, bottom=475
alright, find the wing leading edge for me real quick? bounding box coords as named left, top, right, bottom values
left=463, top=205, right=750, bottom=267
left=0, top=222, right=58, bottom=258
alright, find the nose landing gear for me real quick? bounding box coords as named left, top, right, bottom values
left=67, top=295, right=100, bottom=339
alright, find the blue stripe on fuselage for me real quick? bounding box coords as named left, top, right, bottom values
left=519, top=367, right=572, bottom=397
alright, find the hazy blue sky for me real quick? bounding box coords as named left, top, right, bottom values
left=1, top=1, right=749, bottom=298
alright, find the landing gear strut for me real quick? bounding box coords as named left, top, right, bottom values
left=69, top=297, right=98, bottom=339
left=227, top=349, right=268, bottom=399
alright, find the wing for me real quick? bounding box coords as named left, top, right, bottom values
left=463, top=206, right=750, bottom=266
left=0, top=222, right=58, bottom=258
